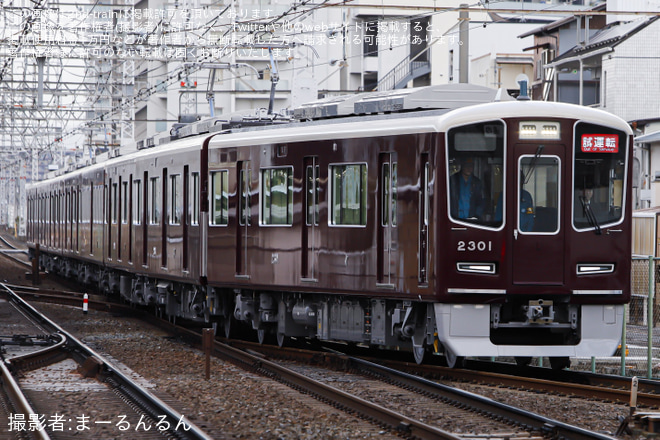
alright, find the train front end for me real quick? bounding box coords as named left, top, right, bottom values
left=435, top=101, right=633, bottom=365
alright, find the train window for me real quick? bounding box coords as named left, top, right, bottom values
left=573, top=122, right=628, bottom=232
left=122, top=181, right=128, bottom=224
left=210, top=170, right=228, bottom=226
left=424, top=163, right=430, bottom=227
left=519, top=155, right=560, bottom=234
left=150, top=177, right=160, bottom=225
left=112, top=183, right=118, bottom=224
left=133, top=180, right=141, bottom=225
left=261, top=167, right=293, bottom=226
left=191, top=172, right=199, bottom=226
left=305, top=165, right=320, bottom=226
left=381, top=162, right=398, bottom=227
left=447, top=120, right=505, bottom=229
left=330, top=163, right=367, bottom=226
left=239, top=168, right=251, bottom=226
left=169, top=174, right=181, bottom=225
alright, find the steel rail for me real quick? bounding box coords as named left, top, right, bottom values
left=5, top=333, right=69, bottom=373
left=347, top=356, right=618, bottom=440
left=407, top=360, right=660, bottom=408
left=209, top=338, right=463, bottom=440
left=5, top=288, right=463, bottom=439
left=0, top=283, right=216, bottom=440
left=6, top=285, right=629, bottom=438
left=0, top=360, right=52, bottom=440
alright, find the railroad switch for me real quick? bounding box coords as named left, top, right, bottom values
left=616, top=411, right=660, bottom=437
left=0, top=334, right=54, bottom=346
left=630, top=412, right=660, bottom=435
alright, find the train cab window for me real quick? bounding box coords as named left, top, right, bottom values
left=169, top=174, right=181, bottom=225
left=210, top=170, right=228, bottom=226
left=519, top=155, right=560, bottom=234
left=573, top=122, right=628, bottom=232
left=261, top=167, right=293, bottom=225
left=447, top=120, right=505, bottom=229
left=133, top=180, right=141, bottom=225
left=150, top=177, right=160, bottom=225
left=330, top=163, right=367, bottom=226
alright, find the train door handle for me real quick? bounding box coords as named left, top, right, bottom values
left=514, top=229, right=519, bottom=240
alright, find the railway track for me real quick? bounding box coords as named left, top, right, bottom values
left=0, top=283, right=216, bottom=440
left=4, top=280, right=642, bottom=438
left=225, top=340, right=624, bottom=440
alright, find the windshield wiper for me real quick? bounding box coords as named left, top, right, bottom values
left=580, top=197, right=602, bottom=235
left=523, top=145, right=544, bottom=184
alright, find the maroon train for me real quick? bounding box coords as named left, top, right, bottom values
left=26, top=85, right=633, bottom=368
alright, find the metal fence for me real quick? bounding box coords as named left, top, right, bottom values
left=616, top=256, right=660, bottom=378
left=570, top=256, right=660, bottom=378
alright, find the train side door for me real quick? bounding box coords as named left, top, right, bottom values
left=301, top=156, right=319, bottom=281
left=512, top=146, right=564, bottom=285
left=236, top=160, right=251, bottom=278
left=378, top=153, right=398, bottom=287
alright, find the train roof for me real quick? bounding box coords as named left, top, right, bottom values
left=207, top=100, right=633, bottom=149
left=292, top=84, right=511, bottom=120
left=29, top=87, right=633, bottom=188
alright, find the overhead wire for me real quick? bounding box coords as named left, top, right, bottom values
left=7, top=0, right=653, bottom=152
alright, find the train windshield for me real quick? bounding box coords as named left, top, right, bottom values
left=573, top=122, right=628, bottom=232
left=447, top=120, right=505, bottom=229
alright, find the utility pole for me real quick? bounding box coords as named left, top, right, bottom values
left=459, top=4, right=469, bottom=83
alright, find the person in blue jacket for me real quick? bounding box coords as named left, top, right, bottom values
left=495, top=187, right=534, bottom=231
left=449, top=157, right=484, bottom=220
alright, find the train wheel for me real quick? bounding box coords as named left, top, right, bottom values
left=413, top=346, right=426, bottom=365
left=223, top=316, right=233, bottom=338
left=444, top=347, right=464, bottom=369
left=549, top=356, right=570, bottom=370
left=257, top=327, right=275, bottom=345
left=515, top=357, right=533, bottom=367
left=257, top=328, right=266, bottom=344
left=276, top=332, right=288, bottom=348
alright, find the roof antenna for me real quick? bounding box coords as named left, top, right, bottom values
left=517, top=79, right=530, bottom=101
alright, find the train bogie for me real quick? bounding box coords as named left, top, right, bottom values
left=26, top=86, right=634, bottom=366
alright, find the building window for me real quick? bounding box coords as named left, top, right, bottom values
left=261, top=167, right=293, bottom=225
left=363, top=18, right=378, bottom=57
left=330, top=164, right=367, bottom=226
left=210, top=170, right=229, bottom=225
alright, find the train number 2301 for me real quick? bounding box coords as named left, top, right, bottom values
left=457, top=240, right=492, bottom=252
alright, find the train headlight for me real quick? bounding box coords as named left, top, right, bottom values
left=576, top=263, right=615, bottom=275
left=519, top=121, right=560, bottom=140
left=456, top=262, right=496, bottom=274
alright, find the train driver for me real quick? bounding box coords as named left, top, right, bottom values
left=575, top=185, right=604, bottom=219
left=450, top=157, right=484, bottom=220
left=494, top=188, right=534, bottom=231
